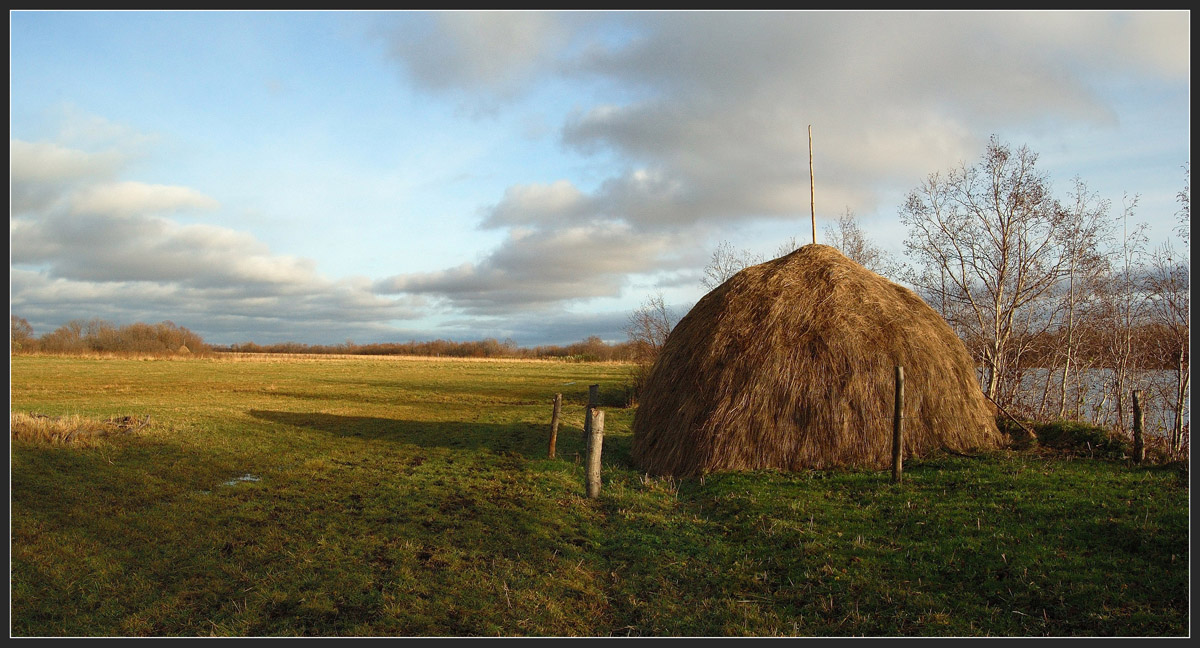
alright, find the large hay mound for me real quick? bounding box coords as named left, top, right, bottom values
left=632, top=244, right=1003, bottom=477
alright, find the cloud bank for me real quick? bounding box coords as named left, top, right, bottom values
left=373, top=11, right=1188, bottom=316
left=10, top=138, right=419, bottom=343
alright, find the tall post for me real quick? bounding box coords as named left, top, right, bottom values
left=1132, top=389, right=1145, bottom=463
left=586, top=408, right=605, bottom=498
left=892, top=365, right=904, bottom=483
left=548, top=393, right=562, bottom=459
left=583, top=384, right=600, bottom=444
left=809, top=125, right=816, bottom=245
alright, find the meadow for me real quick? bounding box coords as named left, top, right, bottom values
left=9, top=354, right=1189, bottom=637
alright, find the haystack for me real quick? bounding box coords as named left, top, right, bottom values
left=632, top=244, right=1002, bottom=477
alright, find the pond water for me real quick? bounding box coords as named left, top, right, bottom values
left=989, top=368, right=1189, bottom=438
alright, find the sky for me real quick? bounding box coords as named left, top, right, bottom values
left=9, top=10, right=1191, bottom=347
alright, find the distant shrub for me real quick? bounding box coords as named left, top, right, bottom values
left=15, top=316, right=210, bottom=356
left=10, top=315, right=37, bottom=352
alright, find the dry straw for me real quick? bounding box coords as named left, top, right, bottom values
left=10, top=412, right=151, bottom=446
left=632, top=244, right=1003, bottom=477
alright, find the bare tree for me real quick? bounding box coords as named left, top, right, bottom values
left=1145, top=171, right=1190, bottom=453
left=11, top=315, right=36, bottom=353
left=823, top=208, right=897, bottom=277
left=625, top=293, right=675, bottom=365
left=1146, top=243, right=1189, bottom=453
left=1045, top=178, right=1114, bottom=419
left=900, top=136, right=1072, bottom=406
left=1093, top=196, right=1150, bottom=432
left=701, top=241, right=764, bottom=290
left=774, top=236, right=803, bottom=258
left=625, top=292, right=679, bottom=404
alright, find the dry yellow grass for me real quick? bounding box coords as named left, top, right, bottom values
left=10, top=412, right=151, bottom=446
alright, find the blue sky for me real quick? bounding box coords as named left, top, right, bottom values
left=9, top=11, right=1191, bottom=346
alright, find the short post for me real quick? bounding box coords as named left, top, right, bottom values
left=548, top=393, right=562, bottom=459
left=586, top=408, right=605, bottom=498
left=583, top=384, right=600, bottom=443
left=1132, top=389, right=1145, bottom=463
left=892, top=365, right=904, bottom=484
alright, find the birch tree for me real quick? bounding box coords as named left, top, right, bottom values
left=1093, top=196, right=1150, bottom=432
left=900, top=136, right=1071, bottom=406
left=1047, top=178, right=1113, bottom=419
left=1145, top=168, right=1190, bottom=452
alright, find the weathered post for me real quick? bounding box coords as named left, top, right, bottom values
left=892, top=365, right=904, bottom=484
left=583, top=384, right=600, bottom=443
left=586, top=408, right=605, bottom=498
left=548, top=393, right=562, bottom=459
left=1132, top=389, right=1145, bottom=463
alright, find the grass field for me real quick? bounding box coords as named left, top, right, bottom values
left=9, top=354, right=1190, bottom=637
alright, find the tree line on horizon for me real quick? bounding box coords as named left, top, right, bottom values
left=10, top=317, right=210, bottom=357
left=214, top=336, right=638, bottom=361
left=9, top=317, right=639, bottom=363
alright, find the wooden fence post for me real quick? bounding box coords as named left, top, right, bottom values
left=548, top=393, right=562, bottom=459
left=583, top=384, right=599, bottom=443
left=892, top=365, right=904, bottom=484
left=1132, top=389, right=1145, bottom=463
left=586, top=408, right=605, bottom=498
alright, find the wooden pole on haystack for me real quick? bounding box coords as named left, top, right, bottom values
left=809, top=125, right=816, bottom=245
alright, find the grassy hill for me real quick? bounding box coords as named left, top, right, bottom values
left=9, top=354, right=1189, bottom=636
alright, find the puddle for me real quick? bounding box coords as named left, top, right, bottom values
left=195, top=474, right=261, bottom=496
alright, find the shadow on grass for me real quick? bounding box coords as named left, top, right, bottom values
left=247, top=409, right=603, bottom=461
left=12, top=413, right=619, bottom=636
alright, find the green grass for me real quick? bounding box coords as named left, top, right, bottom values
left=9, top=355, right=1189, bottom=637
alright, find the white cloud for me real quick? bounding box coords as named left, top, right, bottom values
left=50, top=105, right=163, bottom=152
left=71, top=181, right=220, bottom=217
left=10, top=139, right=125, bottom=214
left=482, top=179, right=589, bottom=228
left=9, top=139, right=123, bottom=183
left=374, top=223, right=682, bottom=313
left=990, top=11, right=1190, bottom=81
left=10, top=136, right=422, bottom=343
left=382, top=11, right=571, bottom=101
left=1120, top=12, right=1191, bottom=78
left=11, top=268, right=422, bottom=345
